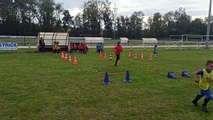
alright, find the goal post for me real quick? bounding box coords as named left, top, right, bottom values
left=167, top=34, right=213, bottom=50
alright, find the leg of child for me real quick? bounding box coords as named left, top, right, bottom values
left=192, top=95, right=203, bottom=106
left=202, top=89, right=213, bottom=112
left=115, top=55, right=120, bottom=66
left=57, top=49, right=60, bottom=54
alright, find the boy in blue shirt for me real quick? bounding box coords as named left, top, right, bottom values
left=192, top=60, right=213, bottom=112
left=153, top=45, right=158, bottom=57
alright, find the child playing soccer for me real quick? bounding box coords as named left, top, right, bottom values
left=192, top=60, right=213, bottom=112
left=52, top=41, right=57, bottom=54
left=114, top=42, right=123, bottom=66
left=153, top=45, right=158, bottom=57
left=39, top=37, right=45, bottom=52
left=56, top=41, right=60, bottom=54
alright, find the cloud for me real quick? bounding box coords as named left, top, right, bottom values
left=55, top=0, right=210, bottom=18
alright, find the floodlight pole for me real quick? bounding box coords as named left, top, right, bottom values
left=206, top=0, right=212, bottom=48
left=113, top=4, right=118, bottom=40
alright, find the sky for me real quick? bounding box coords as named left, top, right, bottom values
left=55, top=0, right=210, bottom=19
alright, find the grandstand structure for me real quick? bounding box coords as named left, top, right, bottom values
left=37, top=32, right=69, bottom=51
left=84, top=37, right=104, bottom=44
left=120, top=37, right=129, bottom=46
left=141, top=38, right=158, bottom=49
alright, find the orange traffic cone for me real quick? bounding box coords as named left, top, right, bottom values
left=63, top=52, right=68, bottom=61
left=68, top=56, right=72, bottom=63
left=109, top=54, right=113, bottom=61
left=149, top=52, right=152, bottom=62
left=128, top=51, right=131, bottom=58
left=104, top=52, right=107, bottom=60
left=140, top=53, right=144, bottom=60
left=134, top=53, right=138, bottom=59
left=73, top=56, right=78, bottom=65
left=61, top=51, right=64, bottom=60
left=99, top=51, right=103, bottom=59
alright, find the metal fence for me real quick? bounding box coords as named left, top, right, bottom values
left=1, top=35, right=212, bottom=50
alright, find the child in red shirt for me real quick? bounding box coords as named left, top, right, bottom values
left=114, top=42, right=123, bottom=66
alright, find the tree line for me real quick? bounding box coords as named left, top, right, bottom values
left=0, top=0, right=212, bottom=39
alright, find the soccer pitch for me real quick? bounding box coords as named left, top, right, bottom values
left=0, top=48, right=213, bottom=119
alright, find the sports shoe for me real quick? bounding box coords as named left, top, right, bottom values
left=192, top=101, right=198, bottom=106
left=202, top=106, right=209, bottom=112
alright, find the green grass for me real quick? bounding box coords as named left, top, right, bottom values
left=0, top=48, right=213, bottom=120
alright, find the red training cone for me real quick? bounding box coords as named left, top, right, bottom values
left=149, top=52, right=152, bottom=61
left=128, top=51, right=131, bottom=58
left=140, top=53, right=144, bottom=60
left=134, top=53, right=138, bottom=59
left=68, top=56, right=72, bottom=63
left=99, top=51, right=103, bottom=59
left=104, top=52, right=107, bottom=60
left=61, top=51, right=64, bottom=60
left=73, top=56, right=78, bottom=65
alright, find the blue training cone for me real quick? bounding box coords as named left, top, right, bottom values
left=124, top=71, right=131, bottom=83
left=181, top=71, right=191, bottom=78
left=167, top=72, right=177, bottom=79
left=103, top=72, right=110, bottom=84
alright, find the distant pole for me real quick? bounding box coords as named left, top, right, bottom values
left=113, top=4, right=118, bottom=40
left=206, top=0, right=212, bottom=48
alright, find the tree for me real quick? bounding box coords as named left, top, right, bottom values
left=62, top=10, right=74, bottom=31
left=125, top=17, right=131, bottom=38
left=149, top=12, right=166, bottom=38
left=82, top=0, right=101, bottom=36
left=188, top=18, right=206, bottom=34
left=54, top=3, right=64, bottom=32
left=116, top=17, right=122, bottom=37
left=129, top=11, right=144, bottom=39
left=72, top=13, right=83, bottom=37
left=101, top=0, right=113, bottom=38
left=116, top=16, right=128, bottom=38
left=37, top=0, right=55, bottom=31
left=0, top=0, right=20, bottom=34
left=173, top=7, right=191, bottom=35
left=164, top=11, right=176, bottom=36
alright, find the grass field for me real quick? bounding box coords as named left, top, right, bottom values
left=0, top=48, right=213, bottom=120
